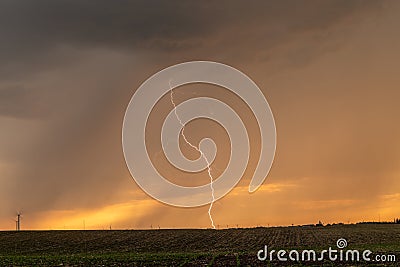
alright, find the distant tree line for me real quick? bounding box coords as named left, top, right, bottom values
left=355, top=218, right=400, bottom=225
left=309, top=218, right=400, bottom=227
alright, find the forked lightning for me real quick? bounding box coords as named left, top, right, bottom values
left=169, top=81, right=216, bottom=229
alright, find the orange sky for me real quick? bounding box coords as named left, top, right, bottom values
left=0, top=1, right=399, bottom=230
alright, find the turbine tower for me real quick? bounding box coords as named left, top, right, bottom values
left=16, top=212, right=22, bottom=231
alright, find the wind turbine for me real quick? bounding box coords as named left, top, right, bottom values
left=16, top=211, right=22, bottom=231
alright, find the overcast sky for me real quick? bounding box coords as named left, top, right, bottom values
left=0, top=0, right=399, bottom=229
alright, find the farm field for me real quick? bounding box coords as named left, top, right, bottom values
left=0, top=224, right=399, bottom=266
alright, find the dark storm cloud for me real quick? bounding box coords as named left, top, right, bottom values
left=0, top=0, right=383, bottom=119
left=0, top=0, right=382, bottom=65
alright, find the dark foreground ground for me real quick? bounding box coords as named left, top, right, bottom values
left=0, top=224, right=399, bottom=266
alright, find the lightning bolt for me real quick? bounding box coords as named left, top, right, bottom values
left=169, top=81, right=216, bottom=229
